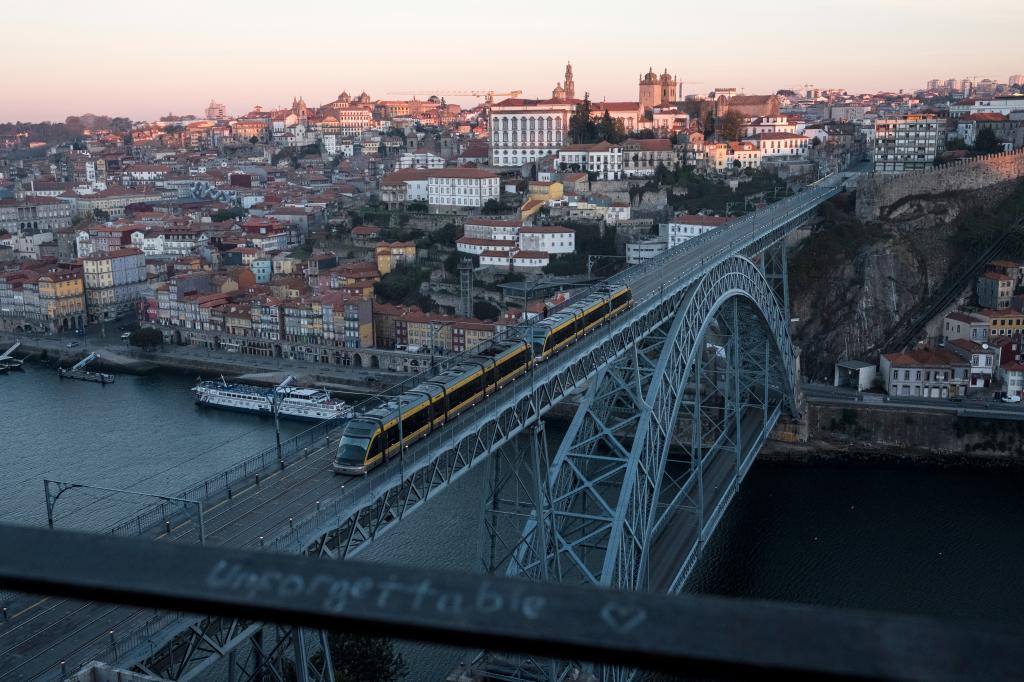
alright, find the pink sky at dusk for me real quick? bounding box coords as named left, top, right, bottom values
left=1, top=0, right=1021, bottom=122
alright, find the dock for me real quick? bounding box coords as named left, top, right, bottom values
left=0, top=342, right=25, bottom=371
left=57, top=352, right=115, bottom=384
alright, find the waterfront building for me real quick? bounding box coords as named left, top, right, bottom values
left=879, top=348, right=970, bottom=398
left=81, top=247, right=147, bottom=322
left=0, top=263, right=86, bottom=333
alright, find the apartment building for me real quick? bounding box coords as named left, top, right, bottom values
left=81, top=248, right=147, bottom=321
left=873, top=115, right=942, bottom=173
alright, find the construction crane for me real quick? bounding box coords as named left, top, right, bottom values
left=387, top=90, right=523, bottom=105
left=676, top=81, right=705, bottom=99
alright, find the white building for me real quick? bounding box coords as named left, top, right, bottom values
left=949, top=95, right=1024, bottom=119
left=458, top=238, right=518, bottom=256
left=660, top=214, right=732, bottom=247
left=130, top=230, right=166, bottom=257
left=463, top=219, right=521, bottom=241
left=518, top=226, right=575, bottom=254
left=626, top=237, right=668, bottom=264
left=749, top=132, right=810, bottom=159
left=380, top=169, right=432, bottom=207
left=873, top=115, right=942, bottom=173
left=397, top=152, right=445, bottom=169
left=426, top=169, right=500, bottom=211
left=556, top=142, right=623, bottom=180
left=742, top=116, right=796, bottom=137
left=489, top=97, right=575, bottom=168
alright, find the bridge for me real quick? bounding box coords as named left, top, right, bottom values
left=0, top=178, right=843, bottom=681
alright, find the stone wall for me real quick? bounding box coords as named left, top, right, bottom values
left=856, top=149, right=1024, bottom=221
left=765, top=402, right=1024, bottom=464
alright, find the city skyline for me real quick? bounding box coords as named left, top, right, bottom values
left=2, top=0, right=1022, bottom=122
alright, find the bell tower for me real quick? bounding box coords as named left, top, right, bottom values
left=564, top=62, right=575, bottom=100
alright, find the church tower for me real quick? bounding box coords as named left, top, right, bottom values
left=564, top=62, right=575, bottom=100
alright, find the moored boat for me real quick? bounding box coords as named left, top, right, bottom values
left=192, top=376, right=351, bottom=422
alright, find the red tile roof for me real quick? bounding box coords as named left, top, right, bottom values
left=669, top=214, right=732, bottom=226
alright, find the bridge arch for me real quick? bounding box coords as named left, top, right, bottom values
left=510, top=256, right=797, bottom=598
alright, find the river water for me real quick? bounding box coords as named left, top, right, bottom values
left=2, top=365, right=1023, bottom=678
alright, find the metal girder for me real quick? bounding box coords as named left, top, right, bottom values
left=505, top=257, right=795, bottom=589
left=488, top=257, right=797, bottom=681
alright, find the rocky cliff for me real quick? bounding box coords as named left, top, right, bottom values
left=789, top=180, right=1024, bottom=380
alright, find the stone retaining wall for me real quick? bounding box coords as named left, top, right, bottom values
left=856, top=149, right=1024, bottom=221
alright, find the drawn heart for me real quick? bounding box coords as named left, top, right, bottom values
left=600, top=602, right=647, bottom=633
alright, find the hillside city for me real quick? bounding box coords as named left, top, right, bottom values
left=2, top=66, right=1024, bottom=397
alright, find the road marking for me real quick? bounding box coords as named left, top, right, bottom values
left=12, top=597, right=49, bottom=619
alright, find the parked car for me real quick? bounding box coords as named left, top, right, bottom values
left=1001, top=395, right=1021, bottom=404
left=120, top=332, right=132, bottom=340
left=66, top=341, right=79, bottom=348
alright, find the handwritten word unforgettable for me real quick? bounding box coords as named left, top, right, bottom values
left=206, top=560, right=548, bottom=620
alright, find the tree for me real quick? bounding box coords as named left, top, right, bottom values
left=946, top=136, right=969, bottom=151
left=596, top=111, right=626, bottom=144
left=92, top=208, right=110, bottom=221
left=249, top=135, right=259, bottom=145
left=482, top=199, right=504, bottom=215
left=129, top=327, right=163, bottom=351
left=974, top=127, right=1001, bottom=155
left=291, top=633, right=406, bottom=682
left=211, top=207, right=245, bottom=222
left=716, top=110, right=745, bottom=141
left=374, top=264, right=429, bottom=306
left=473, top=300, right=501, bottom=321
left=569, top=93, right=598, bottom=144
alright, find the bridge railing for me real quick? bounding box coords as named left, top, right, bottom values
left=107, top=418, right=343, bottom=539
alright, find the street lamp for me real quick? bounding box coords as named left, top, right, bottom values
left=428, top=319, right=456, bottom=375
left=270, top=375, right=296, bottom=462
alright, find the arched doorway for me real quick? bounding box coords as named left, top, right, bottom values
left=353, top=353, right=364, bottom=368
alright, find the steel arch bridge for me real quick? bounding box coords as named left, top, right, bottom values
left=15, top=180, right=841, bottom=682
left=504, top=255, right=796, bottom=591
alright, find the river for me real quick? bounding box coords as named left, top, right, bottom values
left=2, top=365, right=1023, bottom=678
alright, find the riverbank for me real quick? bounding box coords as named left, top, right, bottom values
left=762, top=401, right=1024, bottom=468
left=0, top=332, right=397, bottom=395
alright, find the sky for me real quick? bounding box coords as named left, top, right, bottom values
left=1, top=0, right=1021, bottom=123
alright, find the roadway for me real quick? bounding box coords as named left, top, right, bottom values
left=0, top=178, right=843, bottom=680
left=802, top=383, right=1024, bottom=421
